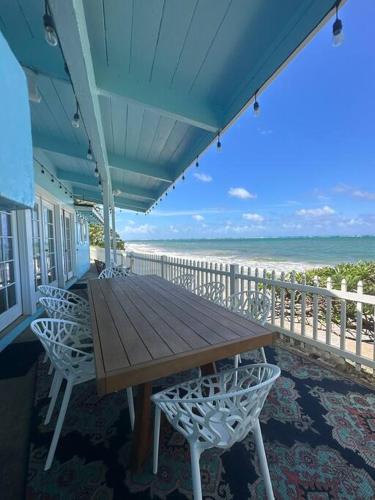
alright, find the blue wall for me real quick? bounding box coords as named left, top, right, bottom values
left=0, top=31, right=33, bottom=209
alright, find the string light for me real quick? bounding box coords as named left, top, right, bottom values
left=253, top=92, right=260, bottom=116
left=94, top=165, right=99, bottom=178
left=173, top=185, right=175, bottom=190
left=87, top=142, right=93, bottom=160
left=34, top=158, right=75, bottom=201
left=182, top=175, right=185, bottom=181
left=72, top=99, right=80, bottom=128
left=43, top=1, right=58, bottom=47
left=216, top=132, right=221, bottom=150
left=332, top=1, right=343, bottom=47
left=195, top=157, right=199, bottom=167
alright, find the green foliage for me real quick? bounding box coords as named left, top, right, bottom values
left=89, top=224, right=125, bottom=250
left=293, top=261, right=375, bottom=295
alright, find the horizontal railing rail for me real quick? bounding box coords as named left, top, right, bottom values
left=126, top=251, right=375, bottom=373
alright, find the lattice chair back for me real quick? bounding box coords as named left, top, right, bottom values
left=98, top=266, right=128, bottom=279
left=171, top=273, right=196, bottom=291
left=192, top=282, right=225, bottom=305
left=226, top=290, right=270, bottom=325
left=31, top=319, right=95, bottom=383
left=38, top=285, right=89, bottom=312
left=39, top=296, right=90, bottom=325
left=153, top=364, right=280, bottom=452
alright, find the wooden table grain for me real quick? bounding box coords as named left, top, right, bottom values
left=88, top=274, right=276, bottom=470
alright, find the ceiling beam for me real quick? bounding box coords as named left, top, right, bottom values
left=33, top=133, right=174, bottom=183
left=49, top=0, right=109, bottom=182
left=96, top=70, right=220, bottom=133
left=108, top=154, right=173, bottom=183
left=57, top=170, right=158, bottom=200
left=72, top=188, right=148, bottom=212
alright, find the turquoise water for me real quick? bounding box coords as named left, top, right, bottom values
left=127, top=237, right=375, bottom=271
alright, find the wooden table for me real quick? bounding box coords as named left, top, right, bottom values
left=88, top=274, right=276, bottom=470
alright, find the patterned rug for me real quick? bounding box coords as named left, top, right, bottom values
left=26, top=346, right=375, bottom=499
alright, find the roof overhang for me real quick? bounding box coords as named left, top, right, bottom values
left=0, top=0, right=345, bottom=213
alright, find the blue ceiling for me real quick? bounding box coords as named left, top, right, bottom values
left=0, top=0, right=339, bottom=212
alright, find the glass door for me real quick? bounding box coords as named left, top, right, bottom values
left=42, top=201, right=58, bottom=286
left=31, top=201, right=43, bottom=291
left=62, top=210, right=74, bottom=281
left=0, top=210, right=22, bottom=330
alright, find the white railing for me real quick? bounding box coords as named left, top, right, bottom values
left=90, top=246, right=126, bottom=266
left=126, top=251, right=375, bottom=373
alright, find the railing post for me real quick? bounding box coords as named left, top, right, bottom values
left=129, top=252, right=135, bottom=273
left=161, top=255, right=166, bottom=279
left=229, top=264, right=239, bottom=297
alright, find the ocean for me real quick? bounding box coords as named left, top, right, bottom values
left=126, top=236, right=375, bottom=273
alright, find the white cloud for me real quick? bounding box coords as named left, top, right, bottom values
left=257, top=128, right=273, bottom=136
left=351, top=190, right=375, bottom=201
left=333, top=185, right=375, bottom=201
left=228, top=187, right=256, bottom=200
left=123, top=224, right=155, bottom=235
left=296, top=205, right=335, bottom=217
left=194, top=172, right=212, bottom=183
left=242, top=212, right=264, bottom=222
left=282, top=223, right=302, bottom=229
left=127, top=220, right=135, bottom=225
left=192, top=214, right=204, bottom=221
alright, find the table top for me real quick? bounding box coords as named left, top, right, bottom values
left=88, top=274, right=275, bottom=395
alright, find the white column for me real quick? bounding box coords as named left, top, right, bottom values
left=111, top=200, right=117, bottom=264
left=102, top=178, right=111, bottom=268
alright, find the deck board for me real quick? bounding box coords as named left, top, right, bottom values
left=88, top=275, right=276, bottom=394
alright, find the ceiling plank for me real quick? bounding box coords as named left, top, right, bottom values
left=33, top=133, right=174, bottom=183
left=72, top=188, right=148, bottom=212
left=49, top=0, right=109, bottom=183
left=58, top=170, right=158, bottom=201
left=96, top=70, right=220, bottom=133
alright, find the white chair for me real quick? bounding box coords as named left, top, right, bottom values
left=192, top=282, right=225, bottom=305
left=98, top=266, right=129, bottom=279
left=152, top=363, right=280, bottom=500
left=39, top=296, right=91, bottom=325
left=171, top=273, right=196, bottom=291
left=38, top=285, right=90, bottom=313
left=30, top=318, right=135, bottom=470
left=225, top=290, right=271, bottom=365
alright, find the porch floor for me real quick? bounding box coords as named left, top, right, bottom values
left=24, top=343, right=374, bottom=499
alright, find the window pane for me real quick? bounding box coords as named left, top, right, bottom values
left=7, top=284, right=16, bottom=308
left=4, top=262, right=14, bottom=285
left=2, top=238, right=13, bottom=261
left=0, top=288, right=6, bottom=314
left=0, top=212, right=11, bottom=237
left=0, top=264, right=4, bottom=288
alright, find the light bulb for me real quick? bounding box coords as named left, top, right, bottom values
left=195, top=159, right=199, bottom=167
left=43, top=15, right=58, bottom=47
left=94, top=166, right=99, bottom=178
left=332, top=18, right=343, bottom=47
left=253, top=100, right=260, bottom=117
left=87, top=146, right=93, bottom=160
left=72, top=112, right=80, bottom=128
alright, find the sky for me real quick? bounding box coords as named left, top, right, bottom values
left=117, top=0, right=375, bottom=241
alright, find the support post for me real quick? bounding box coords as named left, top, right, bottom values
left=111, top=201, right=117, bottom=264
left=229, top=264, right=239, bottom=297
left=102, top=178, right=111, bottom=268
left=161, top=255, right=165, bottom=279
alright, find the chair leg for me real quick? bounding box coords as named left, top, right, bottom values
left=260, top=347, right=267, bottom=363
left=44, top=379, right=73, bottom=471
left=127, top=387, right=135, bottom=431
left=253, top=420, right=274, bottom=500
left=44, top=372, right=63, bottom=425
left=153, top=406, right=161, bottom=474
left=43, top=352, right=48, bottom=363
left=190, top=444, right=203, bottom=500
left=234, top=354, right=240, bottom=369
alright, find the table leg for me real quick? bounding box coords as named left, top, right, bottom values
left=200, top=362, right=217, bottom=376
left=131, top=382, right=152, bottom=472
